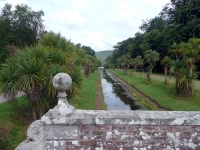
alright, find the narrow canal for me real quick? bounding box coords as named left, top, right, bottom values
left=101, top=69, right=149, bottom=110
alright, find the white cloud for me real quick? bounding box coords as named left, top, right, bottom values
left=76, top=31, right=105, bottom=50
left=49, top=9, right=85, bottom=27
left=0, top=0, right=171, bottom=51
left=71, top=0, right=90, bottom=9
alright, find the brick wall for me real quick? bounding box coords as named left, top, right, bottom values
left=65, top=125, right=199, bottom=150
left=16, top=110, right=200, bottom=150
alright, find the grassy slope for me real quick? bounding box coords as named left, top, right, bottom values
left=0, top=71, right=100, bottom=149
left=109, top=69, right=200, bottom=111
left=95, top=50, right=113, bottom=65
left=68, top=70, right=99, bottom=109
left=0, top=96, right=32, bottom=150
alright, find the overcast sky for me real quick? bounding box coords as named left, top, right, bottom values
left=0, top=0, right=171, bottom=51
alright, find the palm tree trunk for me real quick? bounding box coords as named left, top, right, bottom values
left=134, top=66, right=137, bottom=76
left=189, top=63, right=193, bottom=76
left=175, top=76, right=180, bottom=94
left=32, top=102, right=37, bottom=120
left=128, top=64, right=130, bottom=74
left=189, top=63, right=193, bottom=96
left=164, top=66, right=168, bottom=88
left=84, top=64, right=89, bottom=78
left=169, top=72, right=172, bottom=80
left=141, top=67, right=145, bottom=78
left=39, top=110, right=43, bottom=118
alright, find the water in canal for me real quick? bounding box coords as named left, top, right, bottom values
left=101, top=69, right=149, bottom=110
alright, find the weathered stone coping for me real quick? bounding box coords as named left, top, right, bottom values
left=41, top=110, right=200, bottom=126
left=16, top=110, right=200, bottom=150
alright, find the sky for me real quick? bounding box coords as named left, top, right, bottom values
left=0, top=0, right=171, bottom=52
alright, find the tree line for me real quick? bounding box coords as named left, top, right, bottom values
left=105, top=0, right=200, bottom=97
left=0, top=3, right=100, bottom=120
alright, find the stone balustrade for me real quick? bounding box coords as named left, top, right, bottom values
left=15, top=73, right=200, bottom=150
left=16, top=110, right=200, bottom=150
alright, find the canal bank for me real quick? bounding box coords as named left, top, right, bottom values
left=104, top=70, right=168, bottom=110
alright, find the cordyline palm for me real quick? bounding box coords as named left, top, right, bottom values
left=125, top=53, right=131, bottom=74
left=178, top=67, right=189, bottom=91
left=187, top=72, right=197, bottom=97
left=40, top=31, right=72, bottom=52
left=181, top=39, right=200, bottom=95
left=134, top=56, right=144, bottom=75
left=83, top=55, right=99, bottom=78
left=169, top=42, right=182, bottom=60
left=144, top=49, right=159, bottom=80
left=40, top=32, right=83, bottom=94
left=177, top=67, right=197, bottom=97
left=161, top=56, right=172, bottom=88
left=121, top=53, right=130, bottom=74
left=120, top=55, right=126, bottom=73
left=81, top=54, right=90, bottom=78
left=66, top=51, right=83, bottom=95
left=74, top=49, right=87, bottom=75
left=137, top=56, right=144, bottom=76
left=1, top=45, right=45, bottom=120
left=170, top=38, right=200, bottom=96
left=170, top=60, right=183, bottom=94
left=89, top=55, right=99, bottom=73
left=116, top=57, right=123, bottom=70
left=0, top=44, right=71, bottom=120
left=130, top=58, right=136, bottom=75
left=182, top=43, right=199, bottom=75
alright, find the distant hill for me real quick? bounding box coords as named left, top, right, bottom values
left=95, top=50, right=113, bottom=66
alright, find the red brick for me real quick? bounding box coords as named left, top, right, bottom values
left=95, top=125, right=112, bottom=130
left=112, top=140, right=127, bottom=146
left=79, top=125, right=95, bottom=130
left=80, top=140, right=95, bottom=146
left=112, top=125, right=127, bottom=130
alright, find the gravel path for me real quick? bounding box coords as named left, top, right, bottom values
left=0, top=92, right=24, bottom=103
left=96, top=72, right=104, bottom=110
left=133, top=72, right=200, bottom=90
left=0, top=94, right=9, bottom=103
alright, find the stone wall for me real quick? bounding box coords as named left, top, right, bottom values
left=15, top=73, right=200, bottom=150
left=16, top=110, right=200, bottom=150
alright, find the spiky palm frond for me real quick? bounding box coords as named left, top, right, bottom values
left=40, top=31, right=61, bottom=48
left=144, top=49, right=160, bottom=64
left=69, top=67, right=83, bottom=90
left=28, top=44, right=51, bottom=62
left=183, top=49, right=199, bottom=64
left=178, top=67, right=188, bottom=83
left=15, top=57, right=45, bottom=91
left=170, top=60, right=183, bottom=74
left=161, top=56, right=172, bottom=66
left=0, top=64, right=17, bottom=96
left=47, top=48, right=66, bottom=65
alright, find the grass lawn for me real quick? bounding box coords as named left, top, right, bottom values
left=0, top=70, right=100, bottom=149
left=109, top=69, right=200, bottom=111
left=0, top=96, right=32, bottom=150
left=68, top=70, right=99, bottom=109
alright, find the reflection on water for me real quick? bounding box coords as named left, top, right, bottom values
left=101, top=70, right=149, bottom=110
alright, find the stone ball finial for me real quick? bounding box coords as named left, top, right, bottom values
left=53, top=73, right=72, bottom=91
